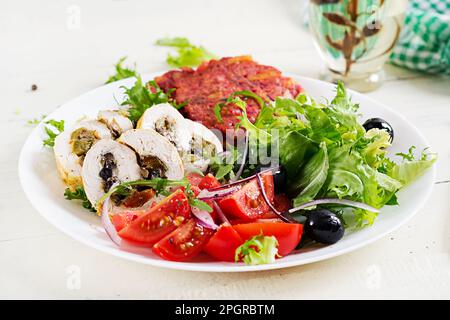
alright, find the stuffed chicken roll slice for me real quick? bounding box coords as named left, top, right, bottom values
left=118, top=129, right=184, bottom=180
left=54, top=120, right=112, bottom=190
left=97, top=109, right=133, bottom=138
left=136, top=103, right=191, bottom=152
left=82, top=139, right=142, bottom=209
left=183, top=119, right=223, bottom=173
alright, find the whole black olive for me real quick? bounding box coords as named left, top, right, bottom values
left=304, top=209, right=345, bottom=244
left=362, top=118, right=394, bottom=142
left=256, top=165, right=286, bottom=193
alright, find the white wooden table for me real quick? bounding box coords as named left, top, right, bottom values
left=1, top=0, right=449, bottom=299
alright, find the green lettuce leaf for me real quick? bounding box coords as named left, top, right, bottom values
left=155, top=37, right=216, bottom=68
left=253, top=97, right=308, bottom=133
left=278, top=131, right=318, bottom=180
left=325, top=81, right=364, bottom=140
left=235, top=235, right=279, bottom=265
left=390, top=148, right=437, bottom=185
left=292, top=142, right=329, bottom=206
left=324, top=169, right=364, bottom=200
left=43, top=119, right=65, bottom=148
left=360, top=128, right=392, bottom=169
left=304, top=105, right=341, bottom=144
left=64, top=187, right=95, bottom=212
left=322, top=145, right=400, bottom=227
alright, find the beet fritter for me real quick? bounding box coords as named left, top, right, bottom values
left=154, top=56, right=303, bottom=133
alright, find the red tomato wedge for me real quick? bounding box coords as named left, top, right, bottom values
left=153, top=219, right=214, bottom=261
left=229, top=218, right=283, bottom=225
left=111, top=212, right=140, bottom=232
left=198, top=173, right=221, bottom=189
left=203, top=223, right=243, bottom=262
left=233, top=222, right=303, bottom=256
left=118, top=189, right=190, bottom=245
left=273, top=194, right=292, bottom=213
left=187, top=173, right=221, bottom=190
left=186, top=172, right=203, bottom=186
left=218, top=173, right=274, bottom=221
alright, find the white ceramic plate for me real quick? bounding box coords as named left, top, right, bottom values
left=19, top=74, right=436, bottom=272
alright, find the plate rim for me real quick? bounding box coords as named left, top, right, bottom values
left=18, top=73, right=436, bottom=272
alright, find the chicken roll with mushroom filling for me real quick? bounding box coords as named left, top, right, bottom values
left=136, top=103, right=190, bottom=152
left=54, top=120, right=112, bottom=190
left=118, top=129, right=184, bottom=180
left=183, top=119, right=223, bottom=173
left=97, top=109, right=133, bottom=138
left=82, top=139, right=141, bottom=210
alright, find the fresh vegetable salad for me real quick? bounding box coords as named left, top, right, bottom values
left=43, top=53, right=436, bottom=265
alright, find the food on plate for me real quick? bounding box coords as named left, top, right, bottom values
left=54, top=120, right=112, bottom=190
left=218, top=172, right=275, bottom=221
left=256, top=166, right=287, bottom=194
left=303, top=209, right=344, bottom=245
left=155, top=37, right=216, bottom=69
left=234, top=234, right=280, bottom=265
left=81, top=139, right=141, bottom=208
left=43, top=54, right=436, bottom=266
left=183, top=119, right=222, bottom=172
left=362, top=118, right=394, bottom=142
left=118, top=129, right=184, bottom=180
left=233, top=222, right=303, bottom=256
left=203, top=224, right=243, bottom=262
left=154, top=56, right=303, bottom=133
left=118, top=189, right=191, bottom=245
left=97, top=110, right=134, bottom=137
left=137, top=103, right=190, bottom=151
left=153, top=218, right=214, bottom=262
left=138, top=103, right=222, bottom=173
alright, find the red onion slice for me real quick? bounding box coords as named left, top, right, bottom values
left=287, top=198, right=380, bottom=214
left=197, top=185, right=241, bottom=200
left=101, top=196, right=153, bottom=250
left=212, top=200, right=229, bottom=225
left=209, top=166, right=281, bottom=191
left=191, top=206, right=218, bottom=230
left=101, top=197, right=123, bottom=246
left=255, top=172, right=293, bottom=223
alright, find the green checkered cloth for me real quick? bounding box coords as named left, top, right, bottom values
left=389, top=0, right=450, bottom=74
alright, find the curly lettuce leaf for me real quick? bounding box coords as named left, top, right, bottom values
left=324, top=169, right=364, bottom=200
left=325, top=81, right=364, bottom=140
left=304, top=105, right=342, bottom=144
left=322, top=145, right=401, bottom=227
left=389, top=148, right=437, bottom=185
left=254, top=97, right=307, bottom=132
left=360, top=128, right=392, bottom=168
left=155, top=37, right=216, bottom=68
left=235, top=235, right=279, bottom=265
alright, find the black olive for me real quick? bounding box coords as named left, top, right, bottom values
left=304, top=209, right=344, bottom=244
left=362, top=118, right=394, bottom=142
left=256, top=166, right=287, bottom=193
left=99, top=167, right=113, bottom=182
